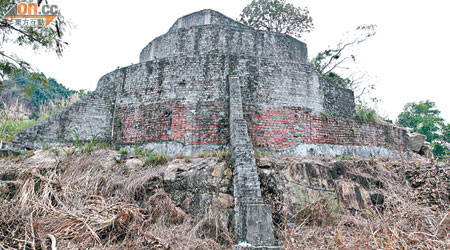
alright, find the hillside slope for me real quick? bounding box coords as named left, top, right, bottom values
left=0, top=148, right=448, bottom=249
left=1, top=73, right=76, bottom=119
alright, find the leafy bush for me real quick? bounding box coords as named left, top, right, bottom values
left=216, top=151, right=230, bottom=162
left=0, top=118, right=37, bottom=142
left=432, top=142, right=450, bottom=161
left=118, top=148, right=128, bottom=155
left=145, top=153, right=169, bottom=166
left=356, top=106, right=377, bottom=122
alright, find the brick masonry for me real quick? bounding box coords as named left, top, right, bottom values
left=244, top=106, right=408, bottom=152
left=12, top=9, right=414, bottom=249
left=15, top=9, right=409, bottom=159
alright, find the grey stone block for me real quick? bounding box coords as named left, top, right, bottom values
left=408, top=133, right=426, bottom=152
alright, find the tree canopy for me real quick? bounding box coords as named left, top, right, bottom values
left=397, top=100, right=444, bottom=143
left=240, top=0, right=313, bottom=38
left=397, top=100, right=450, bottom=160
left=0, top=0, right=69, bottom=88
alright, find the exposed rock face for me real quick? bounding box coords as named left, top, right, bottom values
left=1, top=148, right=448, bottom=248
left=257, top=158, right=386, bottom=221
left=14, top=9, right=410, bottom=159
left=408, top=133, right=427, bottom=152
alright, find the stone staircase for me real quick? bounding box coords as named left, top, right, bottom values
left=229, top=76, right=282, bottom=250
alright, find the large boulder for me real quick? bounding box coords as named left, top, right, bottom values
left=408, top=133, right=426, bottom=152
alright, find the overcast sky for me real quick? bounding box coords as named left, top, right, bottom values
left=10, top=0, right=450, bottom=122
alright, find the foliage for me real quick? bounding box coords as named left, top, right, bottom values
left=397, top=100, right=444, bottom=143
left=0, top=71, right=77, bottom=145
left=355, top=106, right=377, bottom=122
left=70, top=129, right=81, bottom=147
left=292, top=198, right=340, bottom=226
left=441, top=123, right=450, bottom=143
left=197, top=151, right=211, bottom=158
left=431, top=142, right=449, bottom=159
left=312, top=24, right=377, bottom=101
left=2, top=72, right=76, bottom=118
left=240, top=0, right=313, bottom=38
left=118, top=148, right=128, bottom=155
left=0, top=0, right=69, bottom=89
left=397, top=100, right=450, bottom=160
left=213, top=151, right=230, bottom=162
left=0, top=117, right=36, bottom=142
left=83, top=133, right=100, bottom=154
left=78, top=89, right=92, bottom=99
left=145, top=153, right=169, bottom=166
left=135, top=149, right=169, bottom=166
left=254, top=148, right=262, bottom=157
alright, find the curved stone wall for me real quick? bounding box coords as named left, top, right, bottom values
left=139, top=11, right=307, bottom=64
left=13, top=9, right=410, bottom=159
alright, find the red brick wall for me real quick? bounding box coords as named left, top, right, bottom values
left=244, top=105, right=408, bottom=151
left=114, top=102, right=228, bottom=145
left=114, top=103, right=408, bottom=152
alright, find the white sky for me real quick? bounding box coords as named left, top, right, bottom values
left=9, top=0, right=450, bottom=122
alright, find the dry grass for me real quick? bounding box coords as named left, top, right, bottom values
left=0, top=147, right=233, bottom=250
left=276, top=158, right=450, bottom=250
left=277, top=197, right=450, bottom=249
left=1, top=148, right=449, bottom=249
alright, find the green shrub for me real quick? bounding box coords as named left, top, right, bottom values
left=145, top=153, right=169, bottom=166
left=0, top=119, right=37, bottom=142
left=134, top=144, right=142, bottom=155
left=118, top=148, right=128, bottom=155
left=216, top=151, right=230, bottom=162
left=356, top=107, right=377, bottom=122
left=136, top=149, right=154, bottom=158
left=88, top=134, right=99, bottom=151
left=432, top=142, right=450, bottom=161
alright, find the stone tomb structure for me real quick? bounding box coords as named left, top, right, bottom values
left=15, top=10, right=409, bottom=158
left=15, top=9, right=412, bottom=249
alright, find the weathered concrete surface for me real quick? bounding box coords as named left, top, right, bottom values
left=277, top=143, right=407, bottom=159
left=121, top=141, right=228, bottom=157
left=229, top=77, right=280, bottom=248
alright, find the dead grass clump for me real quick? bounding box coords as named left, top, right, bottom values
left=147, top=191, right=186, bottom=225
left=278, top=202, right=450, bottom=249
left=276, top=158, right=450, bottom=250
left=292, top=198, right=340, bottom=227
left=37, top=198, right=144, bottom=247
left=0, top=147, right=234, bottom=249
left=198, top=219, right=234, bottom=245
left=184, top=156, right=193, bottom=163
left=0, top=202, right=29, bottom=249
left=197, top=152, right=210, bottom=158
